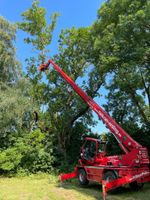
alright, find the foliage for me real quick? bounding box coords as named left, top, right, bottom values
left=0, top=0, right=150, bottom=174
left=0, top=147, right=22, bottom=171
left=18, top=0, right=103, bottom=166
left=0, top=16, right=49, bottom=174
left=0, top=16, right=35, bottom=154
left=17, top=129, right=54, bottom=173
left=0, top=129, right=54, bottom=173
left=92, top=0, right=150, bottom=152
left=18, top=0, right=59, bottom=55
left=0, top=16, right=20, bottom=83
left=41, top=26, right=107, bottom=163
left=0, top=80, right=35, bottom=149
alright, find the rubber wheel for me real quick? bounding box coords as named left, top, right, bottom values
left=129, top=181, right=144, bottom=191
left=103, top=171, right=118, bottom=193
left=78, top=169, right=89, bottom=186
left=103, top=171, right=117, bottom=182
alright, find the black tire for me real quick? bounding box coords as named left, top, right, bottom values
left=78, top=168, right=89, bottom=186
left=103, top=171, right=118, bottom=193
left=129, top=181, right=144, bottom=191
left=103, top=171, right=117, bottom=182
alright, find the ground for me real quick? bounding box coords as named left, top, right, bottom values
left=0, top=174, right=150, bottom=200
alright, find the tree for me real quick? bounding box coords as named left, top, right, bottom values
left=18, top=1, right=106, bottom=164
left=44, top=27, right=98, bottom=162
left=0, top=15, right=46, bottom=174
left=0, top=16, right=20, bottom=84
left=18, top=0, right=62, bottom=166
left=18, top=0, right=59, bottom=57
left=0, top=80, right=35, bottom=148
left=18, top=0, right=59, bottom=105
left=91, top=0, right=150, bottom=151
left=92, top=0, right=150, bottom=124
left=0, top=16, right=33, bottom=149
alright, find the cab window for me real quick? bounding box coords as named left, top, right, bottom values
left=83, top=140, right=96, bottom=160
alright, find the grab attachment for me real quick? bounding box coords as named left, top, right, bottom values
left=38, top=59, right=52, bottom=71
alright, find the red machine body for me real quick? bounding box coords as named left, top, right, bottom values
left=39, top=60, right=150, bottom=200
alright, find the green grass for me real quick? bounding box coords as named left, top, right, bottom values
left=0, top=174, right=149, bottom=200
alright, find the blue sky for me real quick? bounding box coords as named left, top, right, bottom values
left=0, top=0, right=108, bottom=134
left=0, top=0, right=103, bottom=58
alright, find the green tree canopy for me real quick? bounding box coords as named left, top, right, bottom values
left=92, top=0, right=150, bottom=126
left=0, top=16, right=20, bottom=83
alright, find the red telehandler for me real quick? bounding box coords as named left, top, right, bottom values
left=39, top=59, right=150, bottom=200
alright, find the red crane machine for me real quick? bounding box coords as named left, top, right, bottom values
left=39, top=59, right=150, bottom=200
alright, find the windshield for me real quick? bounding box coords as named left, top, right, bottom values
left=83, top=140, right=96, bottom=160
left=98, top=142, right=106, bottom=152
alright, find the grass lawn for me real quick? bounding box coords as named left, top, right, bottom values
left=0, top=174, right=150, bottom=200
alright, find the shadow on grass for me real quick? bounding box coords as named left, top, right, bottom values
left=57, top=180, right=101, bottom=200
left=56, top=179, right=150, bottom=200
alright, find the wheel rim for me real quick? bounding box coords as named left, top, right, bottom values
left=106, top=176, right=111, bottom=181
left=79, top=172, right=85, bottom=182
left=106, top=174, right=115, bottom=182
left=104, top=171, right=117, bottom=183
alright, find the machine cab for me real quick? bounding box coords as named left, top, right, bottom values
left=80, top=137, right=107, bottom=163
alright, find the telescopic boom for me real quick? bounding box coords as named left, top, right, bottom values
left=39, top=59, right=141, bottom=153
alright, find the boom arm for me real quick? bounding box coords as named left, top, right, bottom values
left=39, top=59, right=141, bottom=152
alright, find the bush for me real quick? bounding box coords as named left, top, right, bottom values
left=0, top=129, right=54, bottom=174
left=0, top=147, right=22, bottom=171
